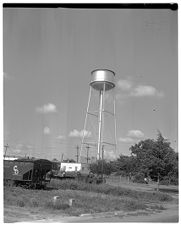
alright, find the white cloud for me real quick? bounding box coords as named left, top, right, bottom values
left=127, top=130, right=144, bottom=139
left=12, top=144, right=33, bottom=154
left=119, top=129, right=144, bottom=143
left=117, top=79, right=132, bottom=91
left=69, top=129, right=91, bottom=138
left=69, top=129, right=80, bottom=137
left=43, top=126, right=50, bottom=134
left=80, top=130, right=92, bottom=138
left=119, top=137, right=134, bottom=143
left=104, top=150, right=117, bottom=160
left=56, top=135, right=65, bottom=140
left=131, top=85, right=164, bottom=98
left=13, top=149, right=22, bottom=154
left=116, top=78, right=164, bottom=100
left=36, top=103, right=57, bottom=113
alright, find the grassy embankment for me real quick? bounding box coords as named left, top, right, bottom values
left=4, top=179, right=172, bottom=216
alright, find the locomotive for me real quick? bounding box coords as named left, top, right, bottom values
left=4, top=158, right=53, bottom=189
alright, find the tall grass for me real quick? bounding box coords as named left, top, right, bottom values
left=4, top=180, right=172, bottom=217
left=4, top=186, right=148, bottom=215
left=49, top=179, right=173, bottom=202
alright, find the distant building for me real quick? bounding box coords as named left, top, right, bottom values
left=60, top=162, right=81, bottom=172
left=3, top=156, right=18, bottom=161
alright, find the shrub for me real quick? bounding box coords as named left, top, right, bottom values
left=132, top=172, right=145, bottom=183
left=17, top=199, right=25, bottom=207
left=170, top=177, right=178, bottom=185
left=160, top=179, right=170, bottom=186
left=159, top=175, right=178, bottom=185
left=45, top=200, right=70, bottom=210
left=149, top=204, right=166, bottom=210
left=157, top=193, right=173, bottom=202
left=123, top=199, right=146, bottom=211
left=30, top=198, right=39, bottom=207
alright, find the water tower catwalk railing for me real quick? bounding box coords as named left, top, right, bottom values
left=79, top=69, right=117, bottom=162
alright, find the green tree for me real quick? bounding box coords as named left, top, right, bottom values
left=115, top=155, right=137, bottom=176
left=89, top=160, right=112, bottom=175
left=129, top=131, right=178, bottom=184
left=62, top=159, right=76, bottom=163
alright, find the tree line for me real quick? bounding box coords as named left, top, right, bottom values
left=89, top=132, right=178, bottom=185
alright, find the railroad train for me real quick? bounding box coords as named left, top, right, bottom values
left=4, top=158, right=53, bottom=189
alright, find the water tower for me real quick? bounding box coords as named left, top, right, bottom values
left=80, top=69, right=117, bottom=162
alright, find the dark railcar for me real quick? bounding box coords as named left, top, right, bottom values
left=4, top=158, right=52, bottom=189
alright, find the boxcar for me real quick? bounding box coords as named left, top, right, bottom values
left=4, top=158, right=52, bottom=189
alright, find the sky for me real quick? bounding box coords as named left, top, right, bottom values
left=3, top=6, right=178, bottom=161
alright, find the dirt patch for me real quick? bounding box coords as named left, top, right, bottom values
left=4, top=200, right=178, bottom=223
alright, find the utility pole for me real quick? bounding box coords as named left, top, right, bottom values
left=61, top=153, right=64, bottom=163
left=86, top=144, right=90, bottom=164
left=4, top=144, right=9, bottom=158
left=75, top=145, right=79, bottom=163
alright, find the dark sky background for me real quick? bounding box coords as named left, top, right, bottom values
left=3, top=7, right=177, bottom=161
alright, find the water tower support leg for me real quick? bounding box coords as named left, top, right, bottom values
left=97, top=90, right=103, bottom=160
left=80, top=86, right=92, bottom=162
left=113, top=95, right=117, bottom=154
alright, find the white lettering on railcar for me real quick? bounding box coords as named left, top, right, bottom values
left=13, top=165, right=19, bottom=175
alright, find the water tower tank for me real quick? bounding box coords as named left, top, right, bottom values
left=90, top=69, right=115, bottom=91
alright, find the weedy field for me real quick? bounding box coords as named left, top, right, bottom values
left=4, top=178, right=174, bottom=221
left=49, top=179, right=173, bottom=202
